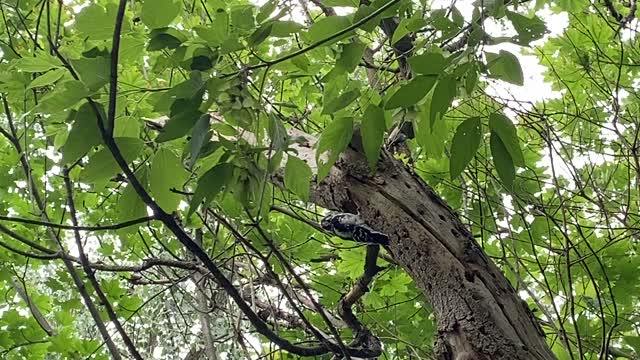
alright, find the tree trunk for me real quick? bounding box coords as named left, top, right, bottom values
left=285, top=130, right=558, bottom=360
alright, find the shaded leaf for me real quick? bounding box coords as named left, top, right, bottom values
left=408, top=52, right=446, bottom=75
left=27, top=68, right=65, bottom=89
left=385, top=75, right=437, bottom=110
left=188, top=163, right=235, bottom=217
left=189, top=114, right=212, bottom=169
left=489, top=113, right=524, bottom=166
left=308, top=16, right=352, bottom=44
left=284, top=156, right=312, bottom=201
left=490, top=132, right=515, bottom=190
left=430, top=75, right=457, bottom=125
left=149, top=148, right=188, bottom=211
left=323, top=88, right=360, bottom=114
left=486, top=50, right=524, bottom=86
left=81, top=138, right=145, bottom=184
left=450, top=117, right=482, bottom=179
left=361, top=104, right=386, bottom=170
left=316, top=117, right=353, bottom=182
left=142, top=0, right=181, bottom=29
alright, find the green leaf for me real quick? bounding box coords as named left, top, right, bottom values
left=429, top=75, right=457, bottom=125
left=336, top=41, right=367, bottom=73
left=488, top=113, right=524, bottom=166
left=256, top=0, right=277, bottom=23
left=486, top=50, right=524, bottom=86
left=248, top=23, right=273, bottom=47
left=36, top=80, right=90, bottom=114
left=361, top=104, right=386, bottom=170
left=81, top=137, right=145, bottom=183
left=76, top=4, right=129, bottom=40
left=353, top=5, right=379, bottom=32
left=490, top=132, right=515, bottom=190
left=270, top=20, right=303, bottom=37
left=623, top=336, right=640, bottom=354
left=70, top=56, right=111, bottom=92
left=385, top=75, right=437, bottom=110
left=505, top=10, right=547, bottom=45
left=117, top=167, right=149, bottom=222
left=324, top=0, right=359, bottom=5
left=449, top=117, right=482, bottom=179
left=408, top=52, right=446, bottom=75
left=141, top=0, right=181, bottom=29
left=156, top=94, right=205, bottom=143
left=230, top=5, right=255, bottom=34
left=465, top=66, right=478, bottom=95
left=316, top=117, right=353, bottom=182
left=284, top=156, right=312, bottom=201
left=189, top=114, right=212, bottom=169
left=149, top=148, right=188, bottom=211
left=308, top=16, right=353, bottom=44
left=27, top=68, right=65, bottom=89
left=188, top=163, right=235, bottom=217
left=60, top=103, right=105, bottom=164
left=147, top=30, right=185, bottom=51
left=12, top=54, right=62, bottom=72
left=323, top=88, right=360, bottom=114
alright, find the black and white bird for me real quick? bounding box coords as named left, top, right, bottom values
left=320, top=213, right=390, bottom=246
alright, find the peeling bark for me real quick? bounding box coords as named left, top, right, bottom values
left=280, top=130, right=557, bottom=360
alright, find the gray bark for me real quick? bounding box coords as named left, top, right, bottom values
left=283, top=130, right=558, bottom=360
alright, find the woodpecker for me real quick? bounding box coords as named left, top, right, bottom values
left=320, top=213, right=390, bottom=246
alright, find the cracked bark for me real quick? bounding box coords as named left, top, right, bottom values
left=276, top=130, right=557, bottom=360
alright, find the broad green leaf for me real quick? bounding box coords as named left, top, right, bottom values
left=490, top=132, right=515, bottom=190
left=76, top=4, right=129, bottom=40
left=248, top=23, right=273, bottom=47
left=256, top=0, right=277, bottom=23
left=147, top=28, right=188, bottom=51
left=385, top=75, right=438, bottom=110
left=284, top=156, right=312, bottom=201
left=188, top=162, right=235, bottom=217
left=156, top=91, right=205, bottom=142
left=70, top=56, right=110, bottom=92
left=60, top=103, right=105, bottom=164
left=81, top=137, right=145, bottom=183
left=268, top=114, right=288, bottom=151
left=361, top=104, right=386, bottom=170
left=27, top=68, right=65, bottom=89
left=230, top=5, right=255, bottom=34
left=486, top=50, right=524, bottom=86
left=505, top=10, right=547, bottom=45
left=13, top=54, right=62, bottom=72
left=465, top=66, right=478, bottom=95
left=623, top=336, right=640, bottom=354
left=308, top=16, right=352, bottom=43
left=189, top=114, right=212, bottom=169
left=270, top=21, right=303, bottom=37
left=324, top=0, right=358, bottom=5
left=195, top=10, right=229, bottom=45
left=489, top=113, right=524, bottom=166
left=336, top=41, right=367, bottom=73
left=142, top=0, right=180, bottom=29
left=36, top=80, right=90, bottom=114
left=117, top=167, right=149, bottom=222
left=353, top=5, right=379, bottom=32
left=409, top=52, right=446, bottom=75
left=449, top=117, right=482, bottom=179
left=430, top=75, right=457, bottom=125
left=323, top=88, right=360, bottom=114
left=316, top=117, right=354, bottom=182
left=149, top=148, right=188, bottom=211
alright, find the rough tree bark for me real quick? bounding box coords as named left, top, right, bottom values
left=283, top=129, right=558, bottom=360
